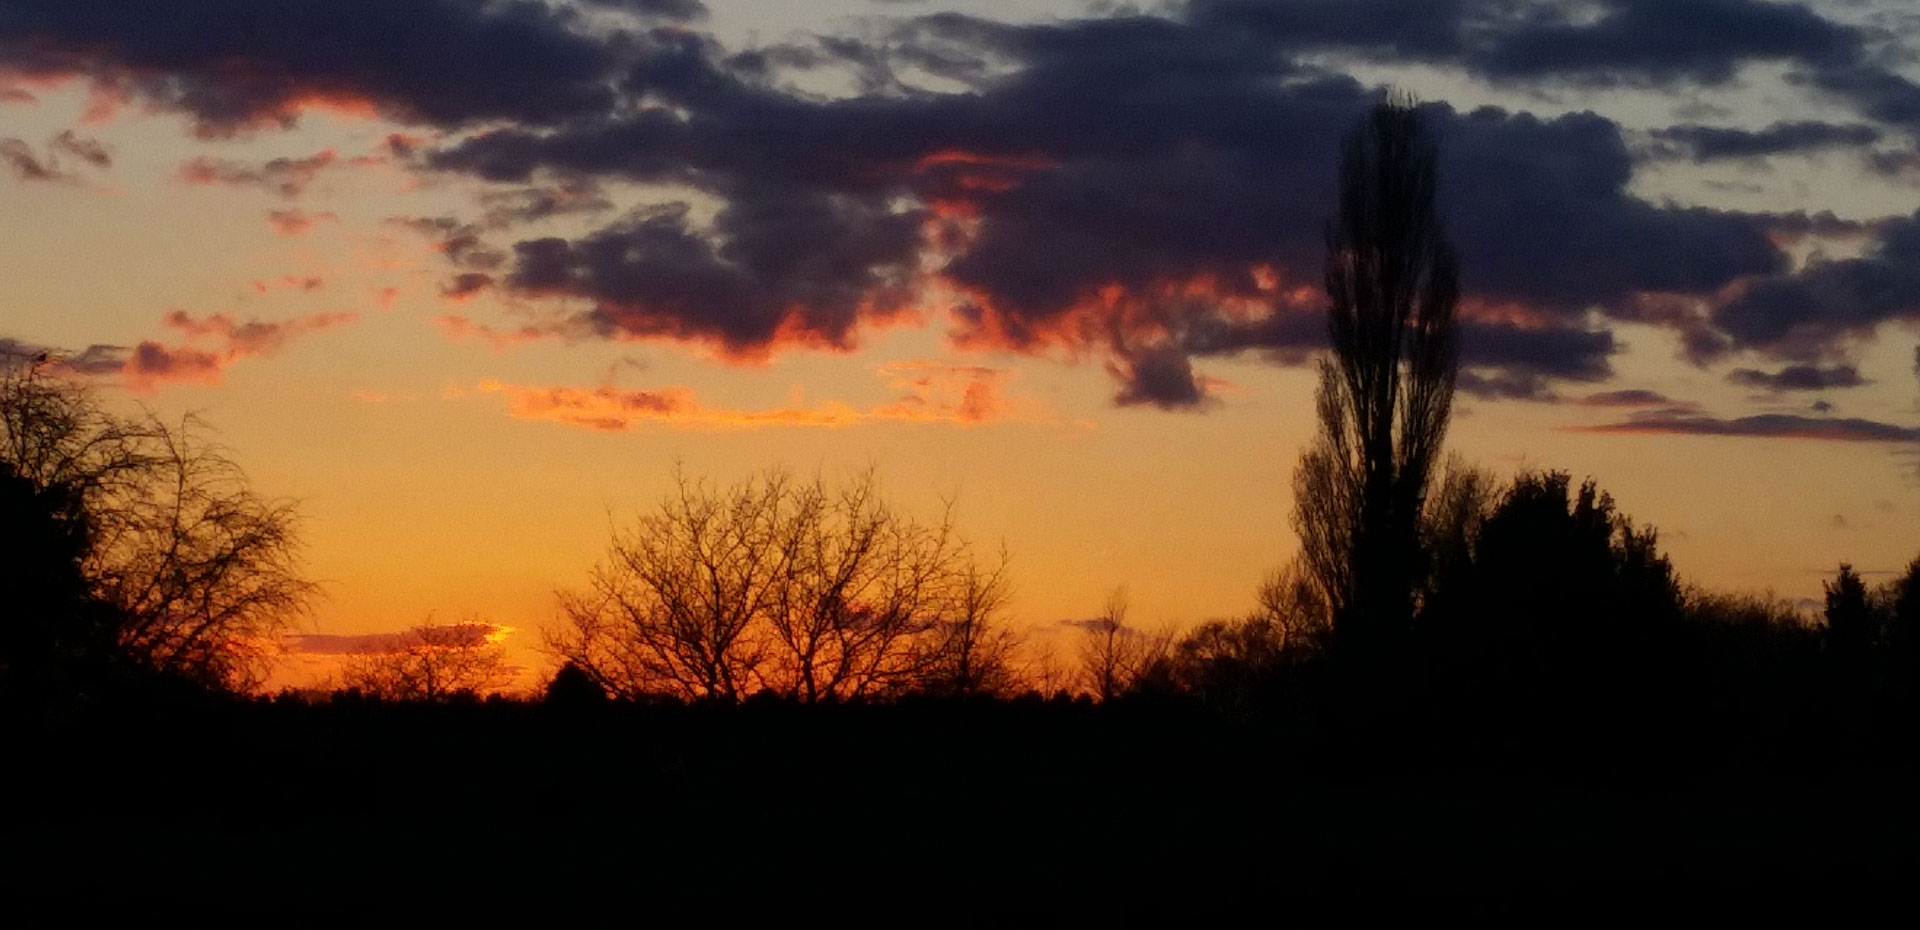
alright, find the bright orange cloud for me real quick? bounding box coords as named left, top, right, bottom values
left=478, top=361, right=1039, bottom=432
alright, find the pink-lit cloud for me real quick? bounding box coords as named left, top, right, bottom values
left=124, top=309, right=359, bottom=390
left=266, top=208, right=337, bottom=237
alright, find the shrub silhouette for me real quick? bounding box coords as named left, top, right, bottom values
left=544, top=661, right=607, bottom=706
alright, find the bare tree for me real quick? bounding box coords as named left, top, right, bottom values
left=1024, top=639, right=1076, bottom=698
left=919, top=550, right=1022, bottom=698
left=551, top=466, right=788, bottom=701
left=1253, top=557, right=1333, bottom=655
left=1074, top=588, right=1174, bottom=701
left=550, top=465, right=997, bottom=703
left=341, top=617, right=513, bottom=701
left=760, top=469, right=971, bottom=701
left=1293, top=95, right=1459, bottom=659
left=1, top=357, right=312, bottom=692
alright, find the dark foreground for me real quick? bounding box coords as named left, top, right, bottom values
left=5, top=695, right=1916, bottom=922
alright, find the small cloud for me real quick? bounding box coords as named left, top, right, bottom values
left=439, top=273, right=495, bottom=302
left=287, top=621, right=511, bottom=656
left=1728, top=364, right=1868, bottom=392
left=180, top=150, right=341, bottom=198
left=125, top=309, right=359, bottom=390
left=251, top=275, right=326, bottom=294
left=267, top=209, right=338, bottom=237
left=1578, top=389, right=1691, bottom=408
left=49, top=130, right=111, bottom=168
left=1, top=138, right=67, bottom=182
left=1460, top=370, right=1558, bottom=402
left=435, top=314, right=552, bottom=350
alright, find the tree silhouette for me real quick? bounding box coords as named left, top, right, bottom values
left=918, top=552, right=1023, bottom=698
left=1294, top=95, right=1460, bottom=662
left=1073, top=588, right=1173, bottom=701
left=1823, top=562, right=1874, bottom=657
left=1888, top=555, right=1920, bottom=683
left=543, top=660, right=607, bottom=705
left=1, top=359, right=312, bottom=696
left=1431, top=474, right=1679, bottom=646
left=551, top=466, right=999, bottom=702
left=339, top=617, right=514, bottom=702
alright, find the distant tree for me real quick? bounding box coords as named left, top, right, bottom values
left=1253, top=557, right=1333, bottom=655
left=1425, top=472, right=1682, bottom=682
left=1024, top=640, right=1076, bottom=699
left=1, top=358, right=312, bottom=696
left=1823, top=563, right=1874, bottom=657
left=544, top=661, right=607, bottom=706
left=340, top=618, right=513, bottom=702
left=918, top=552, right=1023, bottom=698
left=1073, top=588, right=1173, bottom=701
left=1888, top=556, right=1920, bottom=678
left=552, top=466, right=998, bottom=703
left=1417, top=459, right=1497, bottom=618
left=1293, top=95, right=1460, bottom=662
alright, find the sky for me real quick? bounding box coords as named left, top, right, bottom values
left=4, top=0, right=1920, bottom=690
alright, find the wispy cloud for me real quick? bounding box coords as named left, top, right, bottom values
left=478, top=360, right=1036, bottom=431
left=287, top=621, right=511, bottom=656
left=266, top=208, right=337, bottom=237
left=125, top=309, right=359, bottom=389
left=1577, top=410, right=1920, bottom=443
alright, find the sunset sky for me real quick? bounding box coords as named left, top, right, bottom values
left=5, top=0, right=1919, bottom=689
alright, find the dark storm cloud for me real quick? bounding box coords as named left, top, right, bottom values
left=1446, top=321, right=1618, bottom=401
left=1649, top=121, right=1882, bottom=161
left=1440, top=107, right=1784, bottom=315
left=1109, top=344, right=1211, bottom=410
left=1727, top=364, right=1869, bottom=391
left=424, top=9, right=1776, bottom=404
left=1463, top=0, right=1861, bottom=86
left=0, top=0, right=618, bottom=136
left=506, top=200, right=921, bottom=356
left=1709, top=208, right=1920, bottom=359
left=475, top=180, right=615, bottom=227
left=578, top=0, right=708, bottom=21
left=1458, top=322, right=1617, bottom=382
left=22, top=0, right=1910, bottom=406
left=1193, top=0, right=1863, bottom=86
